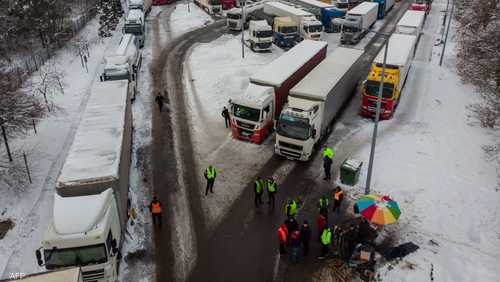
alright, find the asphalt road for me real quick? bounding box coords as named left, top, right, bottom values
left=150, top=1, right=411, bottom=281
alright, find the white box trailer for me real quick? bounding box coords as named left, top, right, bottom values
left=124, top=9, right=145, bottom=47
left=264, top=2, right=323, bottom=40
left=7, top=268, right=83, bottom=282
left=396, top=10, right=425, bottom=37
left=340, top=1, right=378, bottom=44
left=373, top=33, right=417, bottom=92
left=102, top=34, right=142, bottom=82
left=37, top=79, right=133, bottom=282
left=275, top=47, right=364, bottom=160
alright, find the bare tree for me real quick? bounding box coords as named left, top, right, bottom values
left=32, top=59, right=66, bottom=108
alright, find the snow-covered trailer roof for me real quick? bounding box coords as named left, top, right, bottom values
left=347, top=1, right=378, bottom=15
left=14, top=268, right=82, bottom=282
left=116, top=34, right=134, bottom=57
left=374, top=33, right=417, bottom=67
left=57, top=80, right=129, bottom=188
left=293, top=0, right=334, bottom=9
left=250, top=40, right=327, bottom=87
left=396, top=10, right=425, bottom=30
left=250, top=20, right=271, bottom=29
left=127, top=8, right=144, bottom=21
left=290, top=47, right=363, bottom=101
left=264, top=2, right=313, bottom=17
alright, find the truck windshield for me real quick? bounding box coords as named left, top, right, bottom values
left=277, top=114, right=310, bottom=141
left=365, top=80, right=394, bottom=99
left=210, top=0, right=220, bottom=5
left=233, top=104, right=261, bottom=122
left=124, top=24, right=143, bottom=35
left=44, top=244, right=107, bottom=269
left=256, top=30, right=273, bottom=37
left=280, top=26, right=298, bottom=34
left=227, top=13, right=241, bottom=19
left=342, top=24, right=359, bottom=33
left=307, top=25, right=323, bottom=33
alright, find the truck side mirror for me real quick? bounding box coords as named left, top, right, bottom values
left=100, top=75, right=104, bottom=82
left=35, top=249, right=44, bottom=266
left=311, top=128, right=316, bottom=138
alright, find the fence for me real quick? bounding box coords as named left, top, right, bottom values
left=6, top=8, right=97, bottom=77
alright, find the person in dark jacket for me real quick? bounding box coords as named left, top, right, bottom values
left=285, top=216, right=299, bottom=235
left=155, top=94, right=166, bottom=112
left=290, top=230, right=301, bottom=263
left=221, top=106, right=230, bottom=128
left=317, top=214, right=327, bottom=241
left=323, top=155, right=333, bottom=180
left=300, top=220, right=311, bottom=256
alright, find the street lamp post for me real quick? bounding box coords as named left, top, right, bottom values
left=241, top=0, right=245, bottom=58
left=365, top=35, right=389, bottom=195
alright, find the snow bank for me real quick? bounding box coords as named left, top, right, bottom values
left=170, top=3, right=214, bottom=38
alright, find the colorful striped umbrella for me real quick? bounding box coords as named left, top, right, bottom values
left=356, top=194, right=401, bottom=225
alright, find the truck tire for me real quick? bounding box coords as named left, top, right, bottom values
left=250, top=42, right=255, bottom=51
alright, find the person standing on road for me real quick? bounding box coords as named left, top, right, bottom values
left=317, top=213, right=327, bottom=241
left=285, top=216, right=299, bottom=234
left=149, top=196, right=162, bottom=228
left=286, top=199, right=298, bottom=218
left=204, top=165, right=217, bottom=195
left=267, top=177, right=277, bottom=208
left=254, top=176, right=264, bottom=207
left=278, top=224, right=289, bottom=254
left=323, top=146, right=334, bottom=181
left=319, top=226, right=332, bottom=259
left=155, top=93, right=166, bottom=112
left=318, top=196, right=329, bottom=220
left=332, top=186, right=344, bottom=214
left=290, top=230, right=301, bottom=263
left=221, top=106, right=230, bottom=128
left=300, top=220, right=311, bottom=257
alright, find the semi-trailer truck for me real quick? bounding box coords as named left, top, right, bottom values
left=248, top=20, right=273, bottom=51
left=129, top=0, right=152, bottom=14
left=284, top=0, right=334, bottom=17
left=410, top=0, right=431, bottom=15
left=396, top=10, right=425, bottom=38
left=229, top=40, right=327, bottom=144
left=360, top=33, right=417, bottom=119
left=321, top=7, right=345, bottom=32
left=35, top=79, right=133, bottom=282
left=195, top=0, right=222, bottom=14
left=275, top=47, right=363, bottom=161
left=340, top=1, right=378, bottom=44
left=101, top=34, right=142, bottom=83
left=264, top=2, right=323, bottom=40
left=124, top=9, right=145, bottom=47
left=370, top=0, right=395, bottom=19
left=226, top=1, right=266, bottom=30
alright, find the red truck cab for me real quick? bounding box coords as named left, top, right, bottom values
left=221, top=0, right=236, bottom=10
left=410, top=0, right=431, bottom=14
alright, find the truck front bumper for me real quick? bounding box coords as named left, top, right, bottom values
left=360, top=106, right=393, bottom=120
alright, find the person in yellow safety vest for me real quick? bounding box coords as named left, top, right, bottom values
left=323, top=147, right=334, bottom=181
left=318, top=226, right=332, bottom=259
left=204, top=165, right=217, bottom=195
left=267, top=177, right=277, bottom=209
left=286, top=199, right=298, bottom=218
left=332, top=186, right=344, bottom=214
left=149, top=196, right=162, bottom=227
left=254, top=176, right=264, bottom=207
left=318, top=196, right=329, bottom=220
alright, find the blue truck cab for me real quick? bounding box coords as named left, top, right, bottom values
left=371, top=0, right=394, bottom=19
left=320, top=7, right=346, bottom=33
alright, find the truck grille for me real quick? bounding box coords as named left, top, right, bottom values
left=257, top=42, right=272, bottom=49
left=236, top=120, right=255, bottom=130
left=279, top=141, right=303, bottom=151
left=228, top=22, right=237, bottom=28
left=82, top=268, right=105, bottom=282
left=280, top=148, right=301, bottom=159
left=367, top=99, right=386, bottom=108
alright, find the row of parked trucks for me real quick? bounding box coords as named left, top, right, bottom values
left=229, top=6, right=428, bottom=160
left=33, top=1, right=148, bottom=281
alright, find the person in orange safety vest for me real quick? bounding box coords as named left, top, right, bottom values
left=332, top=186, right=344, bottom=214
left=278, top=224, right=289, bottom=254
left=149, top=196, right=162, bottom=227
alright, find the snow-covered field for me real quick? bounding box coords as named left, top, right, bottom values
left=170, top=3, right=213, bottom=38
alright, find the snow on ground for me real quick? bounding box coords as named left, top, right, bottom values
left=183, top=33, right=284, bottom=229
left=0, top=19, right=123, bottom=279
left=306, top=0, right=500, bottom=280
left=170, top=2, right=214, bottom=38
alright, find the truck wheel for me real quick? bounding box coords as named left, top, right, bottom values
left=250, top=42, right=255, bottom=51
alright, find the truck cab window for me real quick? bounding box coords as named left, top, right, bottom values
left=106, top=231, right=113, bottom=255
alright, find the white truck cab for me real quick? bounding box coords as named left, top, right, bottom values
left=102, top=34, right=141, bottom=82
left=129, top=0, right=152, bottom=14
left=38, top=190, right=121, bottom=282
left=229, top=83, right=275, bottom=143
left=124, top=9, right=145, bottom=48
left=248, top=20, right=273, bottom=51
